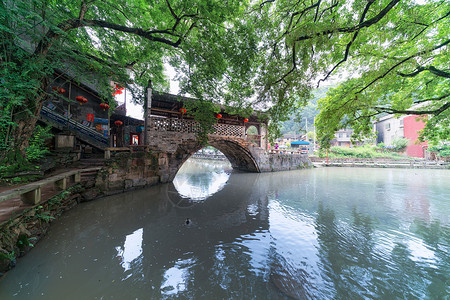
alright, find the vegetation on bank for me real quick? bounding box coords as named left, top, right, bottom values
left=429, top=144, right=450, bottom=158
left=0, top=124, right=53, bottom=183
left=0, top=184, right=85, bottom=273
left=317, top=145, right=409, bottom=160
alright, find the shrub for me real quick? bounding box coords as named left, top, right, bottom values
left=429, top=144, right=450, bottom=157
left=26, top=125, right=53, bottom=162
left=391, top=137, right=409, bottom=152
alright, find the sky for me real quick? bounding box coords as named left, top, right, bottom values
left=117, top=65, right=179, bottom=120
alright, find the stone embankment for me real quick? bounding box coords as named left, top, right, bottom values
left=310, top=157, right=450, bottom=169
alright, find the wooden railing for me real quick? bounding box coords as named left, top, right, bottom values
left=0, top=167, right=101, bottom=205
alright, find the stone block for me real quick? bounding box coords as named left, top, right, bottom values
left=55, top=135, right=75, bottom=149
left=124, top=179, right=133, bottom=189
left=132, top=178, right=147, bottom=187
left=148, top=176, right=160, bottom=186
left=108, top=180, right=124, bottom=191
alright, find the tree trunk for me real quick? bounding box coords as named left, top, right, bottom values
left=9, top=77, right=49, bottom=160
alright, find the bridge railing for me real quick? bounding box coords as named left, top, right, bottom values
left=149, top=117, right=245, bottom=138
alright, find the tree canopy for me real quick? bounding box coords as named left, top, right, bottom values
left=0, top=0, right=258, bottom=160
left=231, top=0, right=448, bottom=147
left=1, top=0, right=449, bottom=164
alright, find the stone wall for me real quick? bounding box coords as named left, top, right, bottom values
left=96, top=151, right=161, bottom=194
left=255, top=153, right=312, bottom=172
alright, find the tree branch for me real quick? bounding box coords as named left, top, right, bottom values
left=295, top=0, right=400, bottom=42
left=83, top=19, right=184, bottom=47
left=414, top=93, right=450, bottom=104
left=317, top=0, right=375, bottom=86
left=374, top=101, right=450, bottom=116
left=397, top=65, right=450, bottom=78
left=357, top=39, right=450, bottom=93
left=274, top=44, right=297, bottom=84
left=412, top=9, right=450, bottom=41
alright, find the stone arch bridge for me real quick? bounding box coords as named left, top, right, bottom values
left=142, top=91, right=311, bottom=182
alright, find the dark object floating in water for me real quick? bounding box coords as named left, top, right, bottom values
left=185, top=218, right=191, bottom=225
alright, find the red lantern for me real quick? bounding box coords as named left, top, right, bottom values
left=75, top=96, right=87, bottom=105
left=115, top=120, right=123, bottom=126
left=100, top=103, right=110, bottom=111
left=179, top=108, right=186, bottom=114
left=58, top=88, right=66, bottom=94
left=216, top=113, right=222, bottom=119
left=52, top=86, right=58, bottom=91
left=243, top=118, right=249, bottom=123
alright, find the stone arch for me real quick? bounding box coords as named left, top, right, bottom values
left=208, top=137, right=260, bottom=173
left=165, top=136, right=260, bottom=181
left=245, top=125, right=259, bottom=135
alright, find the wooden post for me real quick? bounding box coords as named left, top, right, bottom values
left=21, top=187, right=41, bottom=205
left=144, top=80, right=152, bottom=146
left=54, top=178, right=67, bottom=190
left=73, top=172, right=81, bottom=183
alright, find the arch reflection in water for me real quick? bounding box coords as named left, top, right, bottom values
left=115, top=228, right=143, bottom=273
left=173, top=158, right=232, bottom=201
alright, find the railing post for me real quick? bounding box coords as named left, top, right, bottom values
left=54, top=178, right=67, bottom=190
left=21, top=187, right=41, bottom=205
left=144, top=80, right=152, bottom=146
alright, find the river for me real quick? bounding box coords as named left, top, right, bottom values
left=0, top=160, right=449, bottom=299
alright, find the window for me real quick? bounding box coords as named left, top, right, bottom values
left=386, top=123, right=391, bottom=130
left=400, top=119, right=404, bottom=127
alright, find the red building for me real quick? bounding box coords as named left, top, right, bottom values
left=403, top=115, right=427, bottom=158
left=376, top=114, right=428, bottom=158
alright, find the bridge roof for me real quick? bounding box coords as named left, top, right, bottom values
left=151, top=91, right=267, bottom=126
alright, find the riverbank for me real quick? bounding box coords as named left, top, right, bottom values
left=0, top=168, right=102, bottom=274
left=310, top=157, right=450, bottom=169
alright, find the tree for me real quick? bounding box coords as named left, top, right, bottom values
left=2, top=0, right=448, bottom=165
left=307, top=0, right=449, bottom=147
left=236, top=0, right=449, bottom=147
left=0, top=0, right=258, bottom=164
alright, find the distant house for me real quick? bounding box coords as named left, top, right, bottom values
left=291, top=141, right=310, bottom=154
left=275, top=134, right=303, bottom=147
left=331, top=129, right=361, bottom=147
left=375, top=114, right=428, bottom=158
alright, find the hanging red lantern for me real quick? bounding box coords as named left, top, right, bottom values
left=216, top=113, right=222, bottom=119
left=179, top=108, right=186, bottom=114
left=58, top=88, right=66, bottom=94
left=115, top=120, right=123, bottom=126
left=243, top=118, right=249, bottom=123
left=52, top=86, right=58, bottom=91
left=75, top=96, right=88, bottom=105
left=100, top=103, right=110, bottom=111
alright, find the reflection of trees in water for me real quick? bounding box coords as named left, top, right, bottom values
left=411, top=219, right=450, bottom=299
left=315, top=203, right=449, bottom=299
left=269, top=251, right=314, bottom=299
